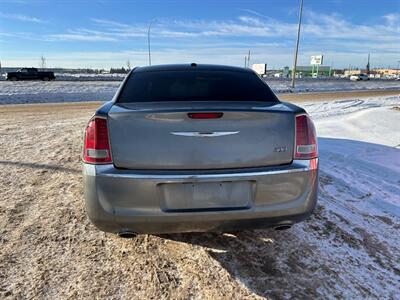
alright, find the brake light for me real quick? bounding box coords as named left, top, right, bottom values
left=83, top=117, right=112, bottom=164
left=188, top=112, right=223, bottom=119
left=294, top=114, right=318, bottom=159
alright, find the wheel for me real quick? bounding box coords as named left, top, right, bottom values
left=42, top=77, right=50, bottom=81
left=10, top=77, right=18, bottom=81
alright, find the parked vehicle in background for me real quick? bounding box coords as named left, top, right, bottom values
left=7, top=68, right=55, bottom=81
left=350, top=73, right=369, bottom=81
left=82, top=64, right=319, bottom=236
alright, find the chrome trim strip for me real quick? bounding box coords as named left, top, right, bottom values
left=171, top=131, right=240, bottom=137
left=90, top=160, right=313, bottom=180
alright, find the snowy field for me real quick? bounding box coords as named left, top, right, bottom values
left=270, top=78, right=400, bottom=93
left=0, top=79, right=399, bottom=104
left=0, top=94, right=399, bottom=298
left=298, top=96, right=400, bottom=298
left=55, top=73, right=126, bottom=81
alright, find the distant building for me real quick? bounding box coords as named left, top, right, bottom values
left=251, top=64, right=267, bottom=76
left=296, top=66, right=330, bottom=72
left=294, top=66, right=331, bottom=76
left=282, top=66, right=290, bottom=77
left=372, top=68, right=400, bottom=76
left=344, top=69, right=362, bottom=77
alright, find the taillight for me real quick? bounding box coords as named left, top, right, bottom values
left=83, top=117, right=112, bottom=164
left=188, top=112, right=223, bottom=119
left=294, top=114, right=318, bottom=159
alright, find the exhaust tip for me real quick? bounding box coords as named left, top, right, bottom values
left=118, top=231, right=137, bottom=239
left=274, top=224, right=292, bottom=231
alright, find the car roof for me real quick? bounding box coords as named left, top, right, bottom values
left=133, top=64, right=252, bottom=73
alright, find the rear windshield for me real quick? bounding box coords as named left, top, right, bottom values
left=118, top=70, right=278, bottom=102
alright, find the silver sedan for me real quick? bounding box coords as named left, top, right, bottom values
left=82, top=64, right=318, bottom=236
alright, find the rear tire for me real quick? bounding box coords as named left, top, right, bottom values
left=10, top=77, right=18, bottom=81
left=42, top=77, right=50, bottom=81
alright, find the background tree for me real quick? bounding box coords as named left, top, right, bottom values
left=39, top=55, right=46, bottom=70
left=126, top=59, right=131, bottom=71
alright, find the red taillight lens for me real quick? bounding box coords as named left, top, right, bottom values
left=83, top=117, right=112, bottom=164
left=188, top=112, right=223, bottom=119
left=295, top=114, right=318, bottom=159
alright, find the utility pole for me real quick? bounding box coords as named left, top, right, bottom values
left=366, top=53, right=370, bottom=74
left=290, top=0, right=304, bottom=89
left=147, top=19, right=156, bottom=66
left=247, top=50, right=251, bottom=69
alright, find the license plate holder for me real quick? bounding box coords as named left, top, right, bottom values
left=159, top=181, right=254, bottom=211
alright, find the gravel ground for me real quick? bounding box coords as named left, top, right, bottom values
left=0, top=97, right=399, bottom=299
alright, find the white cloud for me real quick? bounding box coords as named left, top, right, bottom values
left=4, top=12, right=399, bottom=45
left=46, top=34, right=118, bottom=42
left=91, top=18, right=132, bottom=28
left=0, top=12, right=46, bottom=23
left=383, top=13, right=400, bottom=29
left=77, top=12, right=400, bottom=45
left=46, top=29, right=120, bottom=41
left=1, top=11, right=399, bottom=68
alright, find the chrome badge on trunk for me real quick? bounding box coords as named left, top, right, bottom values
left=274, top=146, right=288, bottom=152
left=171, top=131, right=240, bottom=137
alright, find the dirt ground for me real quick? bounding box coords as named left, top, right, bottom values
left=0, top=91, right=399, bottom=299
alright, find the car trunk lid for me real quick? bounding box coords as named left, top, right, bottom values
left=108, top=101, right=295, bottom=170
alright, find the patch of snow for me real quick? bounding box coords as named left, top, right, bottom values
left=54, top=73, right=127, bottom=81
left=267, top=78, right=400, bottom=93
left=301, top=95, right=400, bottom=120
left=0, top=81, right=120, bottom=104
left=284, top=97, right=400, bottom=298
left=305, top=97, right=400, bottom=147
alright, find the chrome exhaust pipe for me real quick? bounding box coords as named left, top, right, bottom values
left=118, top=231, right=137, bottom=238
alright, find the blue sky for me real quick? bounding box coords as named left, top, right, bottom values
left=0, top=0, right=399, bottom=69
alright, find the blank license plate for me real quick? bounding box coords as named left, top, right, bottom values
left=159, top=181, right=254, bottom=211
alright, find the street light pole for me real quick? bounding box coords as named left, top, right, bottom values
left=290, top=0, right=304, bottom=89
left=147, top=19, right=156, bottom=66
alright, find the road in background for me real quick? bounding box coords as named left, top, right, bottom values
left=1, top=79, right=399, bottom=104
left=0, top=89, right=398, bottom=111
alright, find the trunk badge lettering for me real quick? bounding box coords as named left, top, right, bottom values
left=274, top=146, right=288, bottom=152
left=171, top=131, right=239, bottom=137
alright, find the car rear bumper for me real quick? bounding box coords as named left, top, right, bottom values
left=83, top=159, right=318, bottom=234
